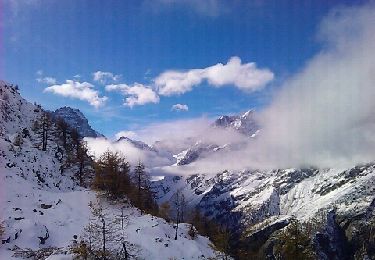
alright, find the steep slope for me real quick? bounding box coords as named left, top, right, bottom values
left=153, top=165, right=375, bottom=257
left=0, top=82, right=91, bottom=259
left=154, top=167, right=375, bottom=225
left=0, top=82, right=224, bottom=259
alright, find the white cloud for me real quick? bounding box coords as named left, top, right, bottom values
left=36, top=70, right=43, bottom=76
left=93, top=71, right=121, bottom=84
left=44, top=80, right=108, bottom=108
left=106, top=83, right=159, bottom=107
left=129, top=117, right=246, bottom=154
left=171, top=103, right=189, bottom=111
left=155, top=56, right=274, bottom=96
left=36, top=77, right=57, bottom=85
left=114, top=130, right=139, bottom=141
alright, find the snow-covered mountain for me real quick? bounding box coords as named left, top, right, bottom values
left=3, top=80, right=375, bottom=259
left=174, top=141, right=221, bottom=166
left=152, top=164, right=375, bottom=258
left=52, top=106, right=103, bottom=138
left=0, top=82, right=225, bottom=259
left=213, top=109, right=259, bottom=137
left=172, top=110, right=259, bottom=166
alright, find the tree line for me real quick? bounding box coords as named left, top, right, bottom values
left=6, top=108, right=93, bottom=188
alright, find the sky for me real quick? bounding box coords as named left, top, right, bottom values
left=1, top=0, right=369, bottom=139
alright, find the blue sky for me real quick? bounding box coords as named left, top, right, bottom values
left=2, top=0, right=367, bottom=138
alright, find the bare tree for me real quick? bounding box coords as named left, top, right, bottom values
left=173, top=189, right=185, bottom=240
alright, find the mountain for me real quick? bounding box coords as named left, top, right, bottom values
left=0, top=82, right=225, bottom=259
left=213, top=109, right=259, bottom=137
left=152, top=164, right=375, bottom=258
left=173, top=110, right=257, bottom=166
left=52, top=106, right=103, bottom=138
left=174, top=141, right=223, bottom=166
left=116, top=136, right=156, bottom=152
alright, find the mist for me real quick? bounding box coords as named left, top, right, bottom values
left=84, top=137, right=173, bottom=168
left=192, top=3, right=375, bottom=171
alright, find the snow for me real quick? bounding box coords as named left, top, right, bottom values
left=0, top=82, right=224, bottom=259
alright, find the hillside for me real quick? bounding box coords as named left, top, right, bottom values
left=0, top=82, right=224, bottom=259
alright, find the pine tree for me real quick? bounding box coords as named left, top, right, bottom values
left=132, top=161, right=149, bottom=209
left=33, top=112, right=53, bottom=151
left=70, top=128, right=81, bottom=155
left=214, top=226, right=231, bottom=260
left=173, top=190, right=183, bottom=240
left=55, top=117, right=69, bottom=149
left=274, top=219, right=315, bottom=260
left=76, top=141, right=92, bottom=187
left=93, top=151, right=131, bottom=198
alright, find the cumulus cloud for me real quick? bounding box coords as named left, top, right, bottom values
left=171, top=104, right=189, bottom=111
left=93, top=71, right=121, bottom=84
left=44, top=80, right=108, bottom=108
left=155, top=56, right=274, bottom=96
left=36, top=76, right=57, bottom=85
left=106, top=83, right=159, bottom=107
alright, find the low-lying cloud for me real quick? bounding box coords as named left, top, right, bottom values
left=85, top=137, right=172, bottom=168
left=191, top=3, right=375, bottom=171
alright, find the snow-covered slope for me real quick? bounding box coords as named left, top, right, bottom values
left=153, top=165, right=375, bottom=232
left=0, top=82, right=90, bottom=258
left=0, top=82, right=224, bottom=259
left=174, top=141, right=221, bottom=166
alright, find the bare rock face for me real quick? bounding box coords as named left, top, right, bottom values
left=53, top=106, right=103, bottom=138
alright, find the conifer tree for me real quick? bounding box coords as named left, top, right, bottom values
left=93, top=151, right=131, bottom=198
left=55, top=117, right=69, bottom=149
left=33, top=112, right=53, bottom=151
left=76, top=141, right=92, bottom=187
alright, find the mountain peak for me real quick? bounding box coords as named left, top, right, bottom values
left=53, top=106, right=103, bottom=138
left=213, top=109, right=258, bottom=136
